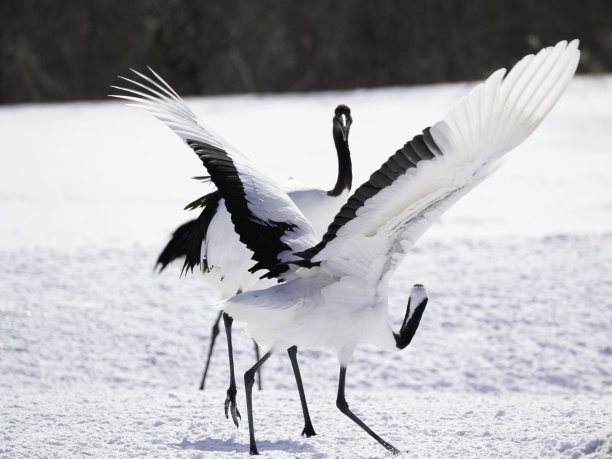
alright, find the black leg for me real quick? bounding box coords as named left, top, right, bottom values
left=336, top=366, right=400, bottom=455
left=199, top=310, right=223, bottom=390
left=254, top=340, right=262, bottom=391
left=223, top=312, right=241, bottom=427
left=245, top=351, right=272, bottom=455
left=287, top=346, right=316, bottom=437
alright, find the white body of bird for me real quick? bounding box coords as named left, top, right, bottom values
left=221, top=39, right=581, bottom=366
left=201, top=186, right=351, bottom=297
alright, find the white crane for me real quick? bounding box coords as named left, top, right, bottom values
left=117, top=39, right=580, bottom=455
left=155, top=103, right=353, bottom=415
left=113, top=72, right=352, bottom=434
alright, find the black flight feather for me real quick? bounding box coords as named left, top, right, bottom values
left=156, top=190, right=222, bottom=275
left=295, top=127, right=442, bottom=265
left=186, top=139, right=297, bottom=280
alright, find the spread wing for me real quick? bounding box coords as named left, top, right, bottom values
left=112, top=69, right=318, bottom=279
left=296, top=39, right=580, bottom=284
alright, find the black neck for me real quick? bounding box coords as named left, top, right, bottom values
left=328, top=129, right=352, bottom=197
left=394, top=297, right=427, bottom=350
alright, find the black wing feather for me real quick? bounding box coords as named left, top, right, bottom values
left=156, top=190, right=222, bottom=275
left=295, top=127, right=441, bottom=265
left=186, top=140, right=297, bottom=279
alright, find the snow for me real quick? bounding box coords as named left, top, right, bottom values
left=1, top=74, right=611, bottom=457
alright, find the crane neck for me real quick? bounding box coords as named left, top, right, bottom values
left=393, top=286, right=428, bottom=350
left=328, top=130, right=352, bottom=197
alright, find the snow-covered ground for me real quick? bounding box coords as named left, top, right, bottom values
left=1, top=74, right=611, bottom=458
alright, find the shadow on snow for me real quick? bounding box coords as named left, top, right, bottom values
left=172, top=436, right=317, bottom=454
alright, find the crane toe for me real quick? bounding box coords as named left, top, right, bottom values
left=301, top=424, right=317, bottom=437
left=224, top=387, right=241, bottom=427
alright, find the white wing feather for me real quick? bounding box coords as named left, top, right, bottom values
left=314, top=39, right=580, bottom=283
left=112, top=69, right=318, bottom=272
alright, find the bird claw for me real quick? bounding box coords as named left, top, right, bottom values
left=224, top=386, right=241, bottom=427
left=301, top=425, right=317, bottom=438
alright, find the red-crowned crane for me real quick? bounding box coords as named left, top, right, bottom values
left=155, top=103, right=353, bottom=402
left=114, top=74, right=352, bottom=434
left=116, top=39, right=579, bottom=455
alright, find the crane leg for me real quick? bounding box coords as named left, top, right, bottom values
left=223, top=312, right=241, bottom=427
left=287, top=346, right=316, bottom=437
left=254, top=340, right=262, bottom=390
left=198, top=310, right=223, bottom=390
left=244, top=351, right=272, bottom=455
left=336, top=365, right=400, bottom=455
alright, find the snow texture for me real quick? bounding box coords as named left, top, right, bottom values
left=1, top=74, right=611, bottom=457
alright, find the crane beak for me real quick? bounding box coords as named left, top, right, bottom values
left=339, top=115, right=352, bottom=143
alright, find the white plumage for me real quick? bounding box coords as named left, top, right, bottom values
left=224, top=40, right=580, bottom=360
left=116, top=39, right=580, bottom=455
left=113, top=73, right=353, bottom=430
left=202, top=185, right=353, bottom=297
left=221, top=39, right=579, bottom=454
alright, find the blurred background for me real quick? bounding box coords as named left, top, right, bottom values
left=2, top=0, right=611, bottom=104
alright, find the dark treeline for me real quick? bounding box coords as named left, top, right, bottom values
left=1, top=0, right=611, bottom=104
